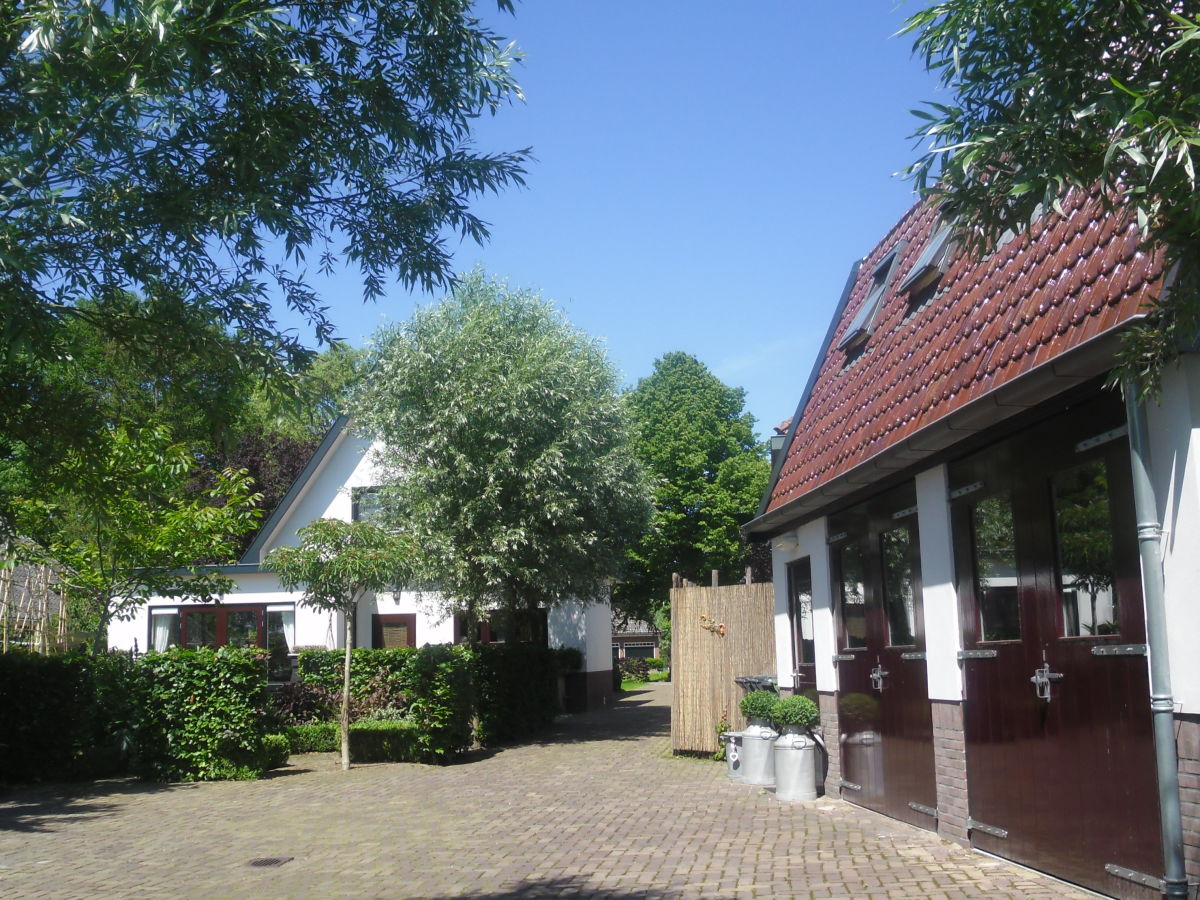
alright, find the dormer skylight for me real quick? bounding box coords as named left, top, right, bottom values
left=838, top=246, right=901, bottom=351
left=897, top=223, right=957, bottom=296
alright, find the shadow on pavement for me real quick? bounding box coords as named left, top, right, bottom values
left=422, top=876, right=669, bottom=898
left=0, top=778, right=199, bottom=833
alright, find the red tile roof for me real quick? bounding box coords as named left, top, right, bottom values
left=763, top=190, right=1164, bottom=518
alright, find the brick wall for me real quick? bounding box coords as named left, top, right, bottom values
left=818, top=691, right=841, bottom=797
left=932, top=699, right=969, bottom=846
left=1176, top=713, right=1200, bottom=882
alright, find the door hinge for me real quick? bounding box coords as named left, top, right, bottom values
left=1091, top=643, right=1146, bottom=657
left=908, top=802, right=937, bottom=818
left=958, top=648, right=998, bottom=659
left=900, top=651, right=926, bottom=661
left=1104, top=863, right=1163, bottom=891
left=840, top=779, right=862, bottom=792
left=967, top=817, right=1008, bottom=839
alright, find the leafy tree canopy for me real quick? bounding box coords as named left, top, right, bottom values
left=902, top=1, right=1200, bottom=392
left=614, top=352, right=770, bottom=625
left=7, top=424, right=261, bottom=651
left=352, top=270, right=652, bottom=634
left=2, top=0, right=528, bottom=401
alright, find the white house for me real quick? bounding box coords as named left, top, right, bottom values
left=108, top=417, right=615, bottom=710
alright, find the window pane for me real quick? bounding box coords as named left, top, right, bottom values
left=151, top=612, right=179, bottom=651
left=226, top=610, right=258, bottom=648
left=267, top=610, right=294, bottom=681
left=184, top=611, right=217, bottom=649
left=881, top=525, right=916, bottom=646
left=1054, top=460, right=1119, bottom=636
left=972, top=495, right=1021, bottom=641
left=839, top=544, right=867, bottom=649
left=787, top=559, right=815, bottom=665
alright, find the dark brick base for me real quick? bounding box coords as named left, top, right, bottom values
left=1175, top=713, right=1200, bottom=884
left=818, top=691, right=841, bottom=798
left=931, top=699, right=969, bottom=846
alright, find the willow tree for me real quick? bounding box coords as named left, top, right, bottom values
left=903, top=1, right=1200, bottom=392
left=352, top=271, right=652, bottom=640
left=266, top=519, right=414, bottom=771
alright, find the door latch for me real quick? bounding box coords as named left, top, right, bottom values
left=869, top=663, right=888, bottom=692
left=1030, top=663, right=1064, bottom=700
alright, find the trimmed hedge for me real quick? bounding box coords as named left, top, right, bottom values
left=286, top=722, right=339, bottom=753
left=472, top=643, right=558, bottom=745
left=349, top=720, right=422, bottom=762
left=0, top=651, right=135, bottom=783
left=130, top=647, right=274, bottom=782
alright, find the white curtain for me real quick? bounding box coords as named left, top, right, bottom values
left=151, top=612, right=178, bottom=651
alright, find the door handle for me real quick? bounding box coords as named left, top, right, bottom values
left=869, top=664, right=888, bottom=692
left=1030, top=663, right=1064, bottom=701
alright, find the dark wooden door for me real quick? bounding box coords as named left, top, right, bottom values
left=832, top=486, right=937, bottom=831
left=951, top=394, right=1161, bottom=898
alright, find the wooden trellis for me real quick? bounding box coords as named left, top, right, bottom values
left=670, top=573, right=776, bottom=755
left=0, top=547, right=69, bottom=654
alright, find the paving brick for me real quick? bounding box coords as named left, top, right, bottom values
left=0, top=683, right=1090, bottom=899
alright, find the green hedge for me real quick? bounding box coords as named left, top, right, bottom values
left=130, top=647, right=275, bottom=782
left=349, top=720, right=422, bottom=762
left=286, top=722, right=339, bottom=752
left=0, top=651, right=135, bottom=783
left=472, top=643, right=558, bottom=745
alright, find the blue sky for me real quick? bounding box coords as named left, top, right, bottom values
left=284, top=2, right=944, bottom=439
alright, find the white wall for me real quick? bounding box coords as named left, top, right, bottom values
left=915, top=465, right=963, bottom=701
left=769, top=516, right=835, bottom=692
left=1146, top=353, right=1200, bottom=714
left=549, top=597, right=612, bottom=673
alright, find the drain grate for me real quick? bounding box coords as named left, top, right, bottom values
left=246, top=857, right=293, bottom=868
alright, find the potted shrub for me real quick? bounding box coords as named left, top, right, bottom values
left=770, top=693, right=821, bottom=802
left=737, top=689, right=779, bottom=785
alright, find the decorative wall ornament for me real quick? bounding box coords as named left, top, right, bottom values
left=699, top=614, right=727, bottom=636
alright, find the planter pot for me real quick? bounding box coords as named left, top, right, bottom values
left=721, top=731, right=744, bottom=781
left=772, top=730, right=817, bottom=802
left=740, top=716, right=778, bottom=786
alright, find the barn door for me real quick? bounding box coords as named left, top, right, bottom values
left=832, top=485, right=937, bottom=830
left=952, top=393, right=1161, bottom=898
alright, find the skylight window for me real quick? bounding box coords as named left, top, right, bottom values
left=838, top=247, right=901, bottom=351
left=897, top=223, right=956, bottom=296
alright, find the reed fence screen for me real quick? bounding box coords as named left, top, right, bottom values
left=670, top=579, right=776, bottom=755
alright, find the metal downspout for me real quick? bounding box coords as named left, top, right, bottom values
left=1124, top=383, right=1188, bottom=898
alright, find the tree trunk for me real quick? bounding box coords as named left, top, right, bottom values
left=341, top=606, right=354, bottom=771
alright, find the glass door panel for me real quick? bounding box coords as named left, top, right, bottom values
left=1052, top=459, right=1120, bottom=637
left=838, top=543, right=867, bottom=649
left=880, top=525, right=916, bottom=646
left=970, top=494, right=1021, bottom=642
left=183, top=610, right=217, bottom=649
left=226, top=610, right=259, bottom=648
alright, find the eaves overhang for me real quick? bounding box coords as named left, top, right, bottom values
left=743, top=322, right=1135, bottom=540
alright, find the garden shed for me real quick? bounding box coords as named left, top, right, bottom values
left=745, top=190, right=1200, bottom=899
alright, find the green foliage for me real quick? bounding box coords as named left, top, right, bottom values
left=261, top=734, right=292, bottom=771
left=902, top=1, right=1200, bottom=392
left=739, top=689, right=778, bottom=721
left=286, top=722, right=340, bottom=753
left=555, top=646, right=584, bottom=672
left=129, top=647, right=273, bottom=782
left=401, top=644, right=475, bottom=761
left=646, top=657, right=666, bottom=670
left=771, top=694, right=820, bottom=730
left=353, top=269, right=652, bottom=630
left=714, top=712, right=730, bottom=762
left=8, top=425, right=261, bottom=651
left=268, top=520, right=415, bottom=617
left=348, top=720, right=423, bottom=763
left=472, top=643, right=558, bottom=745
left=1, top=0, right=528, bottom=418
left=267, top=517, right=415, bottom=769
left=618, top=657, right=651, bottom=682
left=0, top=651, right=135, bottom=783
left=615, top=352, right=769, bottom=625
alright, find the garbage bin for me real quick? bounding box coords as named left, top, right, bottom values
left=720, top=731, right=744, bottom=781
left=772, top=731, right=817, bottom=801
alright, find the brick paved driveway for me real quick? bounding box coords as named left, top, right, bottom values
left=0, top=682, right=1088, bottom=899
